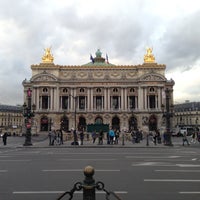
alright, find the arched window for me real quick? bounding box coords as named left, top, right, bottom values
left=130, top=88, right=135, bottom=93
left=95, top=117, right=103, bottom=124
left=113, top=88, right=118, bottom=92
left=63, top=88, right=68, bottom=93
left=80, top=88, right=85, bottom=93
left=96, top=88, right=101, bottom=93
left=43, top=88, right=48, bottom=93
left=149, top=87, right=155, bottom=92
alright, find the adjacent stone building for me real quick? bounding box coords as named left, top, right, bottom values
left=22, top=48, right=175, bottom=133
left=174, top=101, right=200, bottom=129
left=0, top=104, right=23, bottom=135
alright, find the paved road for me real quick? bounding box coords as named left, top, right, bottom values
left=0, top=139, right=199, bottom=200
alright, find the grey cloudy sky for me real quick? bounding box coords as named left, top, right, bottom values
left=0, top=0, right=200, bottom=105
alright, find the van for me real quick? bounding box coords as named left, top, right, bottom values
left=179, top=127, right=195, bottom=136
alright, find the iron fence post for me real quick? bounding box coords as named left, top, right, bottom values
left=83, top=166, right=96, bottom=200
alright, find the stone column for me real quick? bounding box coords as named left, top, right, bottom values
left=124, top=88, right=127, bottom=111
left=104, top=88, right=107, bottom=110
left=87, top=88, right=90, bottom=111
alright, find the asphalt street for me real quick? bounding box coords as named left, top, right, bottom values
left=0, top=136, right=200, bottom=200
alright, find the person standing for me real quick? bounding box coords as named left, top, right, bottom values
left=2, top=132, right=8, bottom=145
left=183, top=131, right=190, bottom=146
left=51, top=130, right=56, bottom=146
left=48, top=131, right=52, bottom=146
left=109, top=128, right=115, bottom=144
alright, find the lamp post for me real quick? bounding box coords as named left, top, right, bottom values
left=161, top=88, right=174, bottom=146
left=23, top=88, right=36, bottom=146
left=69, top=95, right=78, bottom=144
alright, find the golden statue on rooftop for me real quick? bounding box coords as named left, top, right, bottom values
left=42, top=47, right=54, bottom=63
left=144, top=47, right=155, bottom=63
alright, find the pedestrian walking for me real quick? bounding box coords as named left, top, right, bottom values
left=59, top=129, right=63, bottom=145
left=98, top=130, right=103, bottom=145
left=115, top=130, right=119, bottom=144
left=191, top=132, right=196, bottom=144
left=51, top=130, right=56, bottom=145
left=2, top=132, right=8, bottom=145
left=80, top=130, right=84, bottom=145
left=92, top=131, right=96, bottom=144
left=182, top=131, right=190, bottom=146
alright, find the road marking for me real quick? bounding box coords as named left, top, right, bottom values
left=0, top=156, right=11, bottom=157
left=192, top=158, right=197, bottom=161
left=132, top=162, right=174, bottom=167
left=144, top=179, right=200, bottom=182
left=126, top=156, right=181, bottom=159
left=60, top=158, right=117, bottom=161
left=0, top=170, right=8, bottom=172
left=179, top=191, right=200, bottom=194
left=177, top=164, right=200, bottom=167
left=155, top=170, right=200, bottom=172
left=42, top=169, right=120, bottom=172
left=13, top=191, right=127, bottom=194
left=0, top=159, right=31, bottom=162
left=132, top=162, right=200, bottom=167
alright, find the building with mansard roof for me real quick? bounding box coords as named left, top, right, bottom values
left=22, top=48, right=175, bottom=134
left=174, top=101, right=200, bottom=129
left=0, top=104, right=23, bottom=135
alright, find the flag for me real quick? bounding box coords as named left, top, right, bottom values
left=90, top=54, right=94, bottom=63
left=106, top=53, right=109, bottom=64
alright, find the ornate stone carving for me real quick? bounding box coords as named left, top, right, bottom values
left=93, top=71, right=104, bottom=79
left=142, top=116, right=149, bottom=125
left=141, top=74, right=165, bottom=81
left=76, top=71, right=88, bottom=79
left=33, top=75, right=56, bottom=82
left=109, top=71, right=121, bottom=79
left=126, top=71, right=137, bottom=79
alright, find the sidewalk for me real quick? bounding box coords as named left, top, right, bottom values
left=0, top=135, right=199, bottom=148
left=26, top=136, right=200, bottom=148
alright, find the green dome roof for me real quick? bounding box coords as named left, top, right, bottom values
left=95, top=49, right=102, bottom=58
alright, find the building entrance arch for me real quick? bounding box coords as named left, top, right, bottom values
left=40, top=116, right=48, bottom=131
left=149, top=114, right=157, bottom=131
left=60, top=115, right=69, bottom=132
left=112, top=116, right=120, bottom=131
left=78, top=116, right=86, bottom=131
left=129, top=116, right=137, bottom=131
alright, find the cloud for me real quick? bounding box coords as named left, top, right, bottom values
left=0, top=0, right=200, bottom=105
left=159, top=10, right=200, bottom=72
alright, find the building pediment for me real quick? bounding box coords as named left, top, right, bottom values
left=139, top=73, right=166, bottom=82
left=31, top=71, right=58, bottom=82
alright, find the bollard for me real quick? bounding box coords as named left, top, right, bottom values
left=83, top=166, right=96, bottom=200
left=57, top=165, right=122, bottom=200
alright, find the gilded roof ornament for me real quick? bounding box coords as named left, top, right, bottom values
left=42, top=47, right=54, bottom=63
left=144, top=47, right=155, bottom=63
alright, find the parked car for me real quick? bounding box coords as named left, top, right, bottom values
left=179, top=127, right=195, bottom=136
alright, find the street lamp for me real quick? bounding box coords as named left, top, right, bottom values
left=161, top=88, right=174, bottom=146
left=23, top=88, right=36, bottom=146
left=69, top=94, right=78, bottom=144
